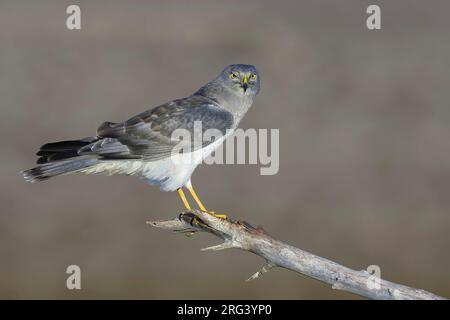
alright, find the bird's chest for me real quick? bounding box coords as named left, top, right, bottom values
left=141, top=132, right=231, bottom=191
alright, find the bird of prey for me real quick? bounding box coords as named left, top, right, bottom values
left=22, top=64, right=260, bottom=217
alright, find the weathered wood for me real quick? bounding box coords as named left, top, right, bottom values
left=147, top=210, right=446, bottom=300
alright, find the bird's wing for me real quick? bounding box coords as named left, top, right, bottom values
left=79, top=96, right=234, bottom=161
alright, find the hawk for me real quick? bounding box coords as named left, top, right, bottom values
left=22, top=64, right=261, bottom=217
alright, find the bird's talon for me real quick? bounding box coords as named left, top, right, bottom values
left=207, top=211, right=227, bottom=220
left=189, top=215, right=199, bottom=226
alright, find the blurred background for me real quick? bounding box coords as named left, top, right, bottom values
left=1, top=0, right=449, bottom=299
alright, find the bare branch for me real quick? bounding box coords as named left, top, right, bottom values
left=246, top=262, right=276, bottom=282
left=147, top=210, right=447, bottom=300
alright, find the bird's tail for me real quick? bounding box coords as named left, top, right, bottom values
left=21, top=138, right=99, bottom=183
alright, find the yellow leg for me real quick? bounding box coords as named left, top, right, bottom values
left=187, top=185, right=227, bottom=219
left=177, top=188, right=192, bottom=211
left=187, top=185, right=207, bottom=211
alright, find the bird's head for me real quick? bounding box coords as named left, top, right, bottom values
left=218, top=64, right=260, bottom=97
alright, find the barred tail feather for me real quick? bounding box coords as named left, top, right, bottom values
left=22, top=158, right=99, bottom=183
left=21, top=137, right=100, bottom=183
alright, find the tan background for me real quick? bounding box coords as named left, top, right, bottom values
left=1, top=0, right=449, bottom=299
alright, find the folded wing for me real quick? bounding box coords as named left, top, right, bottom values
left=80, top=96, right=234, bottom=161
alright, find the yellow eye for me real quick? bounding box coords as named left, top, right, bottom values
left=230, top=72, right=238, bottom=79
left=250, top=73, right=257, bottom=80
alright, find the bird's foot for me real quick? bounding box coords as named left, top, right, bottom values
left=179, top=211, right=227, bottom=227
left=205, top=211, right=227, bottom=220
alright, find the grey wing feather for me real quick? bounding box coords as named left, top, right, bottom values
left=80, top=96, right=234, bottom=161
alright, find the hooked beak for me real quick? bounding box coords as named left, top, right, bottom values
left=242, top=76, right=249, bottom=93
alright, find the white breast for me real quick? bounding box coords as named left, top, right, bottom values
left=141, top=133, right=230, bottom=191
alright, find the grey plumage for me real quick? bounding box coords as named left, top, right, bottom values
left=22, top=64, right=260, bottom=191
left=88, top=97, right=235, bottom=161
left=23, top=158, right=99, bottom=182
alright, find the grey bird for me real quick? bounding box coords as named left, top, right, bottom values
left=22, top=64, right=261, bottom=217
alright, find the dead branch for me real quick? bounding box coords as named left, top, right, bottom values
left=147, top=210, right=446, bottom=300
